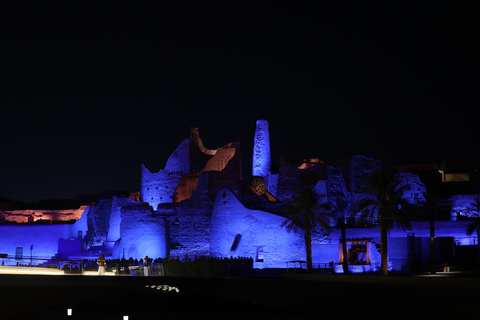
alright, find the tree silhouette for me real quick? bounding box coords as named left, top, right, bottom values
left=281, top=187, right=330, bottom=274
left=466, top=195, right=480, bottom=253
left=420, top=190, right=440, bottom=274
left=329, top=195, right=352, bottom=274
left=356, top=168, right=412, bottom=276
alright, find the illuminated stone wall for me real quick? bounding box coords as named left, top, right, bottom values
left=310, top=221, right=477, bottom=269
left=173, top=143, right=240, bottom=203
left=85, top=199, right=112, bottom=248
left=2, top=120, right=478, bottom=270
left=0, top=206, right=87, bottom=223
left=450, top=194, right=480, bottom=219
left=106, top=197, right=145, bottom=250
left=0, top=211, right=88, bottom=259
left=140, top=132, right=217, bottom=209
left=160, top=196, right=213, bottom=258
left=210, top=188, right=305, bottom=268
left=140, top=164, right=183, bottom=210
left=252, top=119, right=271, bottom=181
left=396, top=171, right=427, bottom=206
left=113, top=205, right=167, bottom=260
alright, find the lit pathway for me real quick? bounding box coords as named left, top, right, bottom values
left=0, top=266, right=115, bottom=276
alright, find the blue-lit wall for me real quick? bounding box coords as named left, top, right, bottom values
left=140, top=164, right=183, bottom=210
left=140, top=137, right=193, bottom=210
left=113, top=205, right=167, bottom=260
left=210, top=188, right=305, bottom=268
left=252, top=120, right=271, bottom=181
left=0, top=209, right=88, bottom=259
left=0, top=224, right=69, bottom=259
left=310, top=221, right=476, bottom=271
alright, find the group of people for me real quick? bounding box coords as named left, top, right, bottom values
left=96, top=255, right=161, bottom=276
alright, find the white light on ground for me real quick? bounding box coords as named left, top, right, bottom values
left=67, top=308, right=72, bottom=316
left=149, top=284, right=180, bottom=293
left=123, top=316, right=129, bottom=320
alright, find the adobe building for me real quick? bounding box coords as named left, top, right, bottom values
left=0, top=120, right=479, bottom=272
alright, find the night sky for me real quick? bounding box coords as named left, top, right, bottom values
left=1, top=2, right=478, bottom=203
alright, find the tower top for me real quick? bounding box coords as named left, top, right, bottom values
left=252, top=120, right=271, bottom=178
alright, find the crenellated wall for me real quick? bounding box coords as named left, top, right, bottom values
left=141, top=164, right=184, bottom=210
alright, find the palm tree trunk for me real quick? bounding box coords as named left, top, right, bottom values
left=341, top=223, right=349, bottom=274
left=380, top=212, right=388, bottom=276
left=430, top=209, right=436, bottom=274
left=305, top=225, right=313, bottom=274
left=477, top=228, right=480, bottom=266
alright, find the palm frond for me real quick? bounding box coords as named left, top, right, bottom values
left=281, top=187, right=331, bottom=233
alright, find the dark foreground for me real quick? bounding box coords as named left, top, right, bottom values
left=0, top=272, right=479, bottom=319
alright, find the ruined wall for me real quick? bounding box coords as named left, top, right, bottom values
left=268, top=173, right=279, bottom=197
left=114, top=205, right=167, bottom=260
left=326, top=166, right=348, bottom=204
left=0, top=206, right=88, bottom=223
left=159, top=196, right=213, bottom=258
left=141, top=133, right=214, bottom=209
left=324, top=155, right=381, bottom=193
left=351, top=155, right=382, bottom=193
left=106, top=197, right=145, bottom=250
left=396, top=171, right=427, bottom=206
left=85, top=199, right=112, bottom=249
left=141, top=164, right=183, bottom=210
left=205, top=142, right=243, bottom=201
left=173, top=144, right=239, bottom=203
left=164, top=138, right=191, bottom=172
left=276, top=157, right=328, bottom=202
left=0, top=211, right=88, bottom=259
left=210, top=188, right=305, bottom=268
left=450, top=194, right=480, bottom=220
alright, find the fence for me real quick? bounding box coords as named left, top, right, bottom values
left=0, top=255, right=255, bottom=276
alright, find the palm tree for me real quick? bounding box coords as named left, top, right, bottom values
left=356, top=168, right=412, bottom=276
left=281, top=187, right=330, bottom=274
left=420, top=190, right=439, bottom=274
left=466, top=195, right=480, bottom=255
left=330, top=195, right=352, bottom=274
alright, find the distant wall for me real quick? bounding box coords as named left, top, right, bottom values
left=0, top=224, right=69, bottom=259
left=311, top=221, right=475, bottom=271
left=0, top=206, right=88, bottom=223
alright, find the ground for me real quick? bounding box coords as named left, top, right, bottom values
left=0, top=272, right=479, bottom=319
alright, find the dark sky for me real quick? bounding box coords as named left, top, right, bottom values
left=1, top=2, right=478, bottom=203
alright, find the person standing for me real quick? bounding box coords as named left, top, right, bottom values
left=143, top=256, right=150, bottom=276
left=97, top=254, right=107, bottom=275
